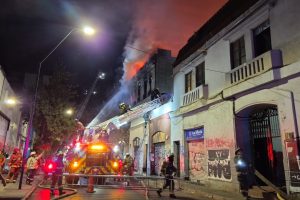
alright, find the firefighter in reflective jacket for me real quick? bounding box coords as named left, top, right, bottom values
left=234, top=148, right=249, bottom=199
left=50, top=151, right=65, bottom=196
left=157, top=154, right=177, bottom=198
left=123, top=153, right=133, bottom=176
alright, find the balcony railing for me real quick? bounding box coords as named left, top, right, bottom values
left=226, top=50, right=282, bottom=86
left=181, top=85, right=208, bottom=106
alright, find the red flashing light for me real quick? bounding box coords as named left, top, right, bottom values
left=48, top=163, right=53, bottom=169
left=44, top=160, right=56, bottom=173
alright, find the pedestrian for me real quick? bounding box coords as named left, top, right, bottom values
left=0, top=150, right=7, bottom=186
left=6, top=148, right=22, bottom=183
left=50, top=151, right=65, bottom=196
left=26, top=151, right=44, bottom=185
left=157, top=154, right=177, bottom=198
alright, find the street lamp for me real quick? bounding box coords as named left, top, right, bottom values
left=18, top=26, right=95, bottom=190
left=4, top=98, right=17, bottom=106
left=65, top=108, right=74, bottom=116
left=83, top=26, right=96, bottom=36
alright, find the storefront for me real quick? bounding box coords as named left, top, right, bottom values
left=185, top=127, right=205, bottom=181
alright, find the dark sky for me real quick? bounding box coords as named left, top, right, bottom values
left=0, top=0, right=134, bottom=90
left=0, top=0, right=227, bottom=124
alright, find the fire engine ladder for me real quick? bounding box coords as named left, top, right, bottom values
left=93, top=97, right=162, bottom=130
left=116, top=97, right=161, bottom=127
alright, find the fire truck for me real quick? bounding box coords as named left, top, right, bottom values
left=64, top=140, right=121, bottom=184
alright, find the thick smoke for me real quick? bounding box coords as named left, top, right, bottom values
left=88, top=0, right=227, bottom=127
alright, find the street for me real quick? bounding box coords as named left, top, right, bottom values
left=29, top=187, right=147, bottom=200
left=26, top=177, right=208, bottom=200
left=28, top=186, right=209, bottom=200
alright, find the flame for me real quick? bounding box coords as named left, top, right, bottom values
left=124, top=60, right=146, bottom=80
left=122, top=0, right=227, bottom=81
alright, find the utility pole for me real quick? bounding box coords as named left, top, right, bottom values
left=143, top=113, right=151, bottom=176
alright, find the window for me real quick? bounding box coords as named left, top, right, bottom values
left=253, top=20, right=271, bottom=57
left=230, top=36, right=246, bottom=69
left=137, top=82, right=141, bottom=101
left=196, top=62, right=205, bottom=87
left=185, top=71, right=192, bottom=93
left=143, top=77, right=147, bottom=99
left=148, top=74, right=152, bottom=95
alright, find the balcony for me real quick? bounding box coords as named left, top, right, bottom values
left=181, top=85, right=208, bottom=107
left=226, top=50, right=282, bottom=86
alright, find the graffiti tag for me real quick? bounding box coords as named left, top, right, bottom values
left=206, top=138, right=234, bottom=148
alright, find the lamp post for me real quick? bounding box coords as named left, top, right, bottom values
left=18, top=26, right=95, bottom=189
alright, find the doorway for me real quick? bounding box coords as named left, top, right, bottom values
left=249, top=106, right=285, bottom=187
left=174, top=141, right=180, bottom=177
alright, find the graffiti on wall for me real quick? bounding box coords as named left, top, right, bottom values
left=207, top=149, right=231, bottom=181
left=188, top=141, right=206, bottom=179
left=285, top=139, right=300, bottom=187
left=206, top=138, right=234, bottom=148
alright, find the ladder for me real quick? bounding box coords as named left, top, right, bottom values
left=90, top=94, right=170, bottom=130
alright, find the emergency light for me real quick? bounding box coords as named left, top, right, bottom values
left=44, top=160, right=56, bottom=173
left=48, top=163, right=53, bottom=169
left=73, top=161, right=79, bottom=168
left=113, top=161, right=118, bottom=168
left=90, top=145, right=104, bottom=150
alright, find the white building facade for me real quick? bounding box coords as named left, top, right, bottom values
left=171, top=0, right=300, bottom=194
left=0, top=67, right=22, bottom=154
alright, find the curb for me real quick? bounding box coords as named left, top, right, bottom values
left=38, top=184, right=77, bottom=200
left=22, top=180, right=43, bottom=200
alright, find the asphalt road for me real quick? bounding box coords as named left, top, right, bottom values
left=28, top=177, right=211, bottom=200
left=29, top=177, right=147, bottom=200
left=29, top=187, right=147, bottom=200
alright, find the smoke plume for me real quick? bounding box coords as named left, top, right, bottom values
left=89, top=0, right=227, bottom=127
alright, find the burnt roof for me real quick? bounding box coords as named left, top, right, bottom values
left=174, top=0, right=259, bottom=67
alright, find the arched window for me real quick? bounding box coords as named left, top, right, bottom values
left=133, top=137, right=140, bottom=148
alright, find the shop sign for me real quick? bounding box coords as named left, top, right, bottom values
left=185, top=127, right=204, bottom=141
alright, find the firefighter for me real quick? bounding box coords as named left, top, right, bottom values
left=115, top=155, right=123, bottom=174
left=234, top=148, right=249, bottom=199
left=0, top=150, right=6, bottom=186
left=50, top=151, right=65, bottom=196
left=6, top=148, right=22, bottom=183
left=157, top=154, right=177, bottom=198
left=123, top=153, right=133, bottom=176
left=26, top=151, right=43, bottom=185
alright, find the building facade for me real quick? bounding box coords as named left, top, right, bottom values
left=171, top=0, right=300, bottom=194
left=0, top=66, right=22, bottom=154
left=129, top=48, right=174, bottom=175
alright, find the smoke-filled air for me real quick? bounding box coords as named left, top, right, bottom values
left=88, top=0, right=227, bottom=127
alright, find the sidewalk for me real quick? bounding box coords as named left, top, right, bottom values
left=144, top=178, right=246, bottom=200
left=147, top=187, right=246, bottom=200
left=0, top=175, right=41, bottom=200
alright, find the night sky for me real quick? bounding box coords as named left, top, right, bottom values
left=0, top=0, right=227, bottom=124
